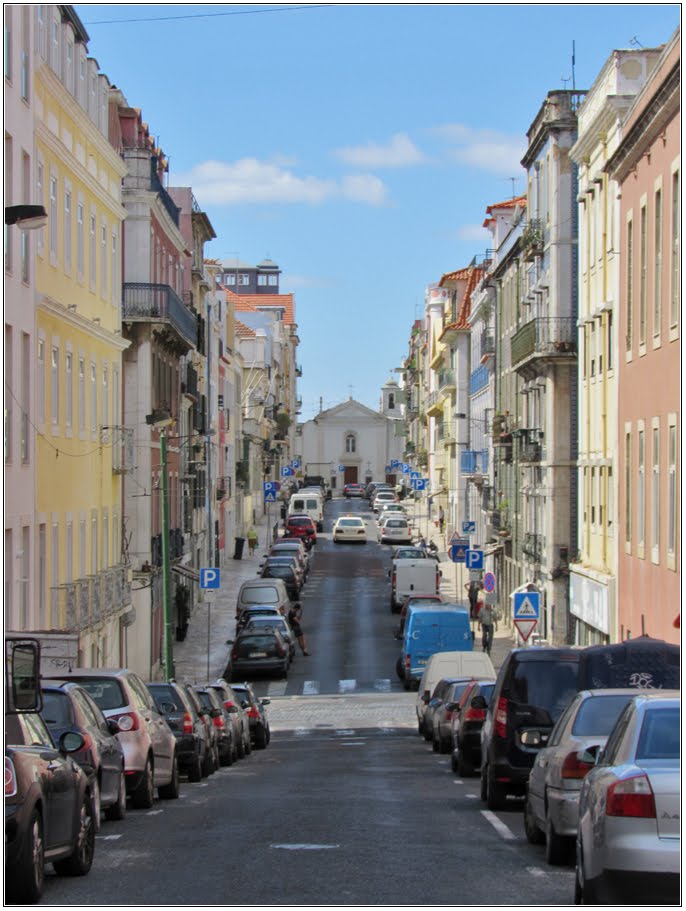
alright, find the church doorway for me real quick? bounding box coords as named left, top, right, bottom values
left=343, top=466, right=358, bottom=485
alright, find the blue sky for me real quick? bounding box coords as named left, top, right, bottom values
left=76, top=3, right=680, bottom=420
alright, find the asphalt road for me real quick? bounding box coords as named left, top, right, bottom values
left=41, top=498, right=575, bottom=906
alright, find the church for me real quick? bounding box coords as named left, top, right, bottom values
left=298, top=379, right=406, bottom=492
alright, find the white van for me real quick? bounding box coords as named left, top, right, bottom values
left=288, top=492, right=324, bottom=531
left=415, top=650, right=496, bottom=730
left=389, top=558, right=441, bottom=612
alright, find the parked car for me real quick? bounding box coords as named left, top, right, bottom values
left=241, top=615, right=297, bottom=658
left=146, top=681, right=210, bottom=782
left=192, top=687, right=235, bottom=767
left=450, top=680, right=496, bottom=776
left=40, top=682, right=127, bottom=824
left=574, top=691, right=680, bottom=904
left=208, top=680, right=252, bottom=758
left=578, top=635, right=681, bottom=691
left=377, top=503, right=408, bottom=523
left=378, top=515, right=413, bottom=544
left=236, top=604, right=284, bottom=633
left=479, top=648, right=580, bottom=810
left=226, top=629, right=291, bottom=682
left=260, top=561, right=301, bottom=599
left=287, top=492, right=324, bottom=532
left=390, top=555, right=441, bottom=613
left=267, top=539, right=310, bottom=576
left=44, top=668, right=180, bottom=808
left=181, top=685, right=220, bottom=775
left=5, top=711, right=96, bottom=903
left=231, top=683, right=271, bottom=749
left=524, top=688, right=641, bottom=865
left=416, top=651, right=495, bottom=730
left=283, top=514, right=317, bottom=548
left=343, top=483, right=365, bottom=497
left=332, top=515, right=368, bottom=543
left=235, top=578, right=290, bottom=620
left=424, top=677, right=476, bottom=753
left=261, top=555, right=305, bottom=588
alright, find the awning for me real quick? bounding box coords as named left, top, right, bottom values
left=171, top=564, right=200, bottom=582
left=483, top=543, right=504, bottom=557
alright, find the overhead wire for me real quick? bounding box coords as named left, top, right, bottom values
left=83, top=5, right=334, bottom=26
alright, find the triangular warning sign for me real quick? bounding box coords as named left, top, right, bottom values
left=514, top=619, right=538, bottom=641
left=516, top=596, right=537, bottom=617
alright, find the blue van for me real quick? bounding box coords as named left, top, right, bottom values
left=401, top=605, right=472, bottom=690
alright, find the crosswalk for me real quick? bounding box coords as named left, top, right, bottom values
left=265, top=677, right=397, bottom=696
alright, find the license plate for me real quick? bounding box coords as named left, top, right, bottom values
left=249, top=651, right=268, bottom=658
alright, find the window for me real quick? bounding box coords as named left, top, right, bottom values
left=77, top=200, right=84, bottom=277
left=667, top=422, right=677, bottom=558
left=90, top=511, right=98, bottom=574
left=102, top=510, right=109, bottom=569
left=21, top=332, right=29, bottom=462
left=268, top=275, right=278, bottom=286
left=36, top=161, right=44, bottom=251
left=626, top=219, right=633, bottom=351
left=21, top=151, right=30, bottom=282
left=625, top=430, right=632, bottom=545
left=257, top=274, right=267, bottom=286
left=5, top=530, right=13, bottom=618
left=100, top=221, right=107, bottom=297
left=20, top=6, right=29, bottom=100
left=110, top=229, right=117, bottom=304
left=63, top=188, right=72, bottom=273
left=102, top=362, right=108, bottom=427
left=89, top=210, right=96, bottom=290
left=654, top=188, right=662, bottom=338
left=239, top=273, right=249, bottom=286
left=65, top=351, right=73, bottom=430
left=225, top=273, right=236, bottom=286
left=4, top=326, right=12, bottom=463
left=5, top=134, right=12, bottom=273
left=38, top=524, right=46, bottom=624
left=79, top=517, right=86, bottom=578
left=90, top=361, right=97, bottom=434
left=21, top=525, right=30, bottom=628
left=50, top=13, right=60, bottom=76
left=639, top=205, right=647, bottom=346
left=607, top=466, right=614, bottom=532
left=590, top=322, right=596, bottom=377
left=112, top=512, right=119, bottom=566
left=78, top=355, right=85, bottom=433
left=37, top=338, right=45, bottom=424
left=637, top=428, right=645, bottom=550
left=112, top=365, right=120, bottom=425
left=50, top=345, right=59, bottom=427
left=651, top=423, right=660, bottom=558
left=4, top=8, right=11, bottom=81
left=607, top=310, right=614, bottom=371
left=670, top=169, right=680, bottom=328
left=345, top=434, right=356, bottom=454
left=65, top=520, right=73, bottom=583
left=49, top=174, right=57, bottom=259
left=65, top=39, right=73, bottom=92
left=591, top=467, right=597, bottom=525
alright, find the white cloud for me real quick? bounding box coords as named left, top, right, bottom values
left=334, top=132, right=427, bottom=168
left=457, top=223, right=491, bottom=242
left=431, top=123, right=526, bottom=175
left=176, top=158, right=389, bottom=207
left=281, top=273, right=336, bottom=290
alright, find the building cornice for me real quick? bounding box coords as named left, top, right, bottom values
left=38, top=295, right=131, bottom=352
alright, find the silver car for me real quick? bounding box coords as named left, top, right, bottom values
left=574, top=691, right=680, bottom=905
left=524, top=688, right=639, bottom=865
left=46, top=668, right=180, bottom=809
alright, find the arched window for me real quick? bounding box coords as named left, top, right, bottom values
left=345, top=433, right=356, bottom=453
left=388, top=393, right=395, bottom=410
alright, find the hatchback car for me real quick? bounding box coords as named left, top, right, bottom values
left=260, top=562, right=301, bottom=599
left=450, top=680, right=496, bottom=776
left=226, top=629, right=291, bottom=681
left=575, top=692, right=680, bottom=905
left=147, top=681, right=210, bottom=782
left=5, top=712, right=96, bottom=903
left=235, top=578, right=290, bottom=620
left=231, top=683, right=271, bottom=749
left=377, top=503, right=408, bottom=523
left=424, top=677, right=475, bottom=753
left=236, top=604, right=284, bottom=633
left=192, top=687, right=235, bottom=767
left=261, top=555, right=305, bottom=588
left=284, top=514, right=317, bottom=548
left=372, top=491, right=398, bottom=512
left=181, top=684, right=220, bottom=775
left=241, top=615, right=297, bottom=658
left=343, top=483, right=365, bottom=497
left=525, top=688, right=640, bottom=864
left=267, top=540, right=310, bottom=576
left=41, top=682, right=126, bottom=824
left=44, top=668, right=180, bottom=809
left=333, top=515, right=368, bottom=543
left=208, top=680, right=252, bottom=758
left=378, top=516, right=412, bottom=544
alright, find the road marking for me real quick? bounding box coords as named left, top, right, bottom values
left=271, top=844, right=340, bottom=850
left=146, top=810, right=164, bottom=816
left=293, top=727, right=311, bottom=736
left=303, top=680, right=319, bottom=695
left=526, top=867, right=547, bottom=878
left=338, top=679, right=356, bottom=693
left=96, top=834, right=123, bottom=840
left=268, top=680, right=288, bottom=696
left=465, top=794, right=479, bottom=799
left=481, top=810, right=517, bottom=841
left=335, top=729, right=356, bottom=736
left=374, top=678, right=391, bottom=692
left=340, top=741, right=365, bottom=746
left=453, top=780, right=464, bottom=785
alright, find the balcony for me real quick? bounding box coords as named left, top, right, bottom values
left=295, top=364, right=303, bottom=377
left=470, top=364, right=490, bottom=395
left=182, top=363, right=199, bottom=401
left=461, top=449, right=489, bottom=477
left=426, top=390, right=445, bottom=417
left=438, top=367, right=456, bottom=392
left=510, top=317, right=577, bottom=373
left=522, top=532, right=543, bottom=563
left=53, top=565, right=132, bottom=631
left=123, top=283, right=198, bottom=349
left=480, top=331, right=495, bottom=360
left=521, top=218, right=544, bottom=262
left=517, top=429, right=544, bottom=463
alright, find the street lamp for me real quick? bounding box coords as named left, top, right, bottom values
left=4, top=205, right=48, bottom=230
left=146, top=410, right=174, bottom=680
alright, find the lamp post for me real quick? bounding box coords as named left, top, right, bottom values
left=146, top=410, right=174, bottom=680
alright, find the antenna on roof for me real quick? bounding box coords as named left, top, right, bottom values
left=504, top=177, right=519, bottom=199
left=572, top=40, right=576, bottom=92
left=629, top=36, right=644, bottom=49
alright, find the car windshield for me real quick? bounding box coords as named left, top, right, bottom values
left=636, top=707, right=680, bottom=759
left=571, top=694, right=635, bottom=736
left=148, top=684, right=185, bottom=712
left=289, top=518, right=313, bottom=527
left=396, top=549, right=425, bottom=559
left=70, top=677, right=127, bottom=711
left=265, top=566, right=292, bottom=577
left=387, top=520, right=407, bottom=528
left=243, top=587, right=278, bottom=604
left=41, top=690, right=74, bottom=726
left=246, top=618, right=285, bottom=630
left=339, top=519, right=362, bottom=527
left=509, top=661, right=579, bottom=722
left=237, top=635, right=277, bottom=648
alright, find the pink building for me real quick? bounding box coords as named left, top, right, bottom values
left=609, top=30, right=680, bottom=642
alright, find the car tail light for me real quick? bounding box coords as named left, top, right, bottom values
left=182, top=712, right=194, bottom=735
left=405, top=655, right=411, bottom=672
left=231, top=647, right=239, bottom=660
left=224, top=700, right=235, bottom=712
left=80, top=732, right=94, bottom=754
left=276, top=644, right=286, bottom=657
left=5, top=757, right=17, bottom=797
left=561, top=750, right=595, bottom=779
left=246, top=706, right=260, bottom=720
left=212, top=715, right=225, bottom=730
left=464, top=707, right=486, bottom=722
left=606, top=774, right=656, bottom=818
left=111, top=711, right=140, bottom=732
left=494, top=697, right=508, bottom=739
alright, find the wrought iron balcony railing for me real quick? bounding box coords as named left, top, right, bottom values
left=510, top=317, right=577, bottom=369
left=123, top=283, right=198, bottom=348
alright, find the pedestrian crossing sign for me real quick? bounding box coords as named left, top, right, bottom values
left=514, top=592, right=540, bottom=619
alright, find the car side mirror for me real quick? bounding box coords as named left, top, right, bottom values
left=240, top=701, right=249, bottom=709
left=421, top=691, right=430, bottom=705
left=471, top=695, right=487, bottom=710
left=445, top=701, right=459, bottom=712
left=580, top=744, right=603, bottom=766
left=59, top=730, right=86, bottom=753
left=210, top=708, right=222, bottom=718
left=261, top=698, right=271, bottom=706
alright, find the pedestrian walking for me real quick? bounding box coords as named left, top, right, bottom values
left=438, top=505, right=445, bottom=534
left=288, top=602, right=310, bottom=655
left=247, top=526, right=258, bottom=555
left=477, top=602, right=494, bottom=656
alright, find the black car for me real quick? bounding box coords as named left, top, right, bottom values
left=260, top=562, right=301, bottom=599
left=40, top=682, right=126, bottom=823
left=5, top=711, right=96, bottom=904
left=231, top=683, right=271, bottom=750
left=226, top=629, right=291, bottom=682
left=208, top=680, right=252, bottom=759
left=181, top=685, right=220, bottom=776
left=262, top=555, right=305, bottom=588
left=192, top=686, right=235, bottom=767
left=147, top=681, right=211, bottom=782
left=479, top=647, right=580, bottom=810
left=450, top=680, right=495, bottom=776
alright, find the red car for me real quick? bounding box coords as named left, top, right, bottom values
left=284, top=514, right=317, bottom=548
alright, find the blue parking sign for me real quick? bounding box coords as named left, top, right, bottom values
left=200, top=568, right=220, bottom=589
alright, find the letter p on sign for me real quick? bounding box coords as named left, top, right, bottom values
left=200, top=568, right=221, bottom=589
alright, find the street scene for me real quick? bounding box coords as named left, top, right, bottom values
left=4, top=3, right=681, bottom=908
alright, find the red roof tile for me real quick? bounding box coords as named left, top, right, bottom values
left=234, top=319, right=257, bottom=339
left=226, top=290, right=296, bottom=326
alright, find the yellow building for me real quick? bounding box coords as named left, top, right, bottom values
left=33, top=6, right=131, bottom=667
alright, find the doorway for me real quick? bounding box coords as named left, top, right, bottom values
left=343, top=466, right=358, bottom=484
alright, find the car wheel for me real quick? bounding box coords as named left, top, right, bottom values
left=53, top=792, right=95, bottom=876
left=254, top=725, right=268, bottom=749
left=423, top=723, right=433, bottom=743
left=457, top=748, right=474, bottom=777
left=438, top=735, right=450, bottom=755
left=432, top=733, right=439, bottom=752
left=486, top=765, right=507, bottom=810
left=244, top=735, right=252, bottom=756
left=8, top=807, right=45, bottom=903
left=574, top=840, right=598, bottom=904
left=104, top=770, right=127, bottom=821
left=236, top=736, right=245, bottom=760
left=131, top=757, right=155, bottom=809
left=480, top=763, right=488, bottom=801
left=221, top=742, right=234, bottom=767
left=450, top=751, right=459, bottom=774
left=187, top=749, right=203, bottom=782
left=524, top=792, right=545, bottom=845
left=545, top=813, right=572, bottom=865
left=158, top=754, right=180, bottom=800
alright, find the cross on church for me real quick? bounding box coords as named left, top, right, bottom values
left=348, top=385, right=355, bottom=400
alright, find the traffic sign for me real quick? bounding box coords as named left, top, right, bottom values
left=281, top=465, right=294, bottom=478
left=338, top=464, right=345, bottom=471
left=450, top=542, right=468, bottom=563
left=264, top=491, right=277, bottom=503
left=462, top=520, right=476, bottom=534
left=484, top=591, right=497, bottom=605
left=263, top=481, right=277, bottom=492
left=291, top=459, right=300, bottom=469
left=390, top=459, right=400, bottom=469
left=483, top=571, right=496, bottom=593
left=514, top=619, right=538, bottom=642
left=411, top=478, right=428, bottom=491
left=514, top=592, right=540, bottom=619
left=200, top=568, right=220, bottom=590
left=402, top=463, right=410, bottom=473
left=450, top=533, right=469, bottom=547
left=410, top=471, right=421, bottom=480
left=465, top=549, right=484, bottom=570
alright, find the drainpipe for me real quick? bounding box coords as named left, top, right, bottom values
left=600, top=158, right=609, bottom=572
